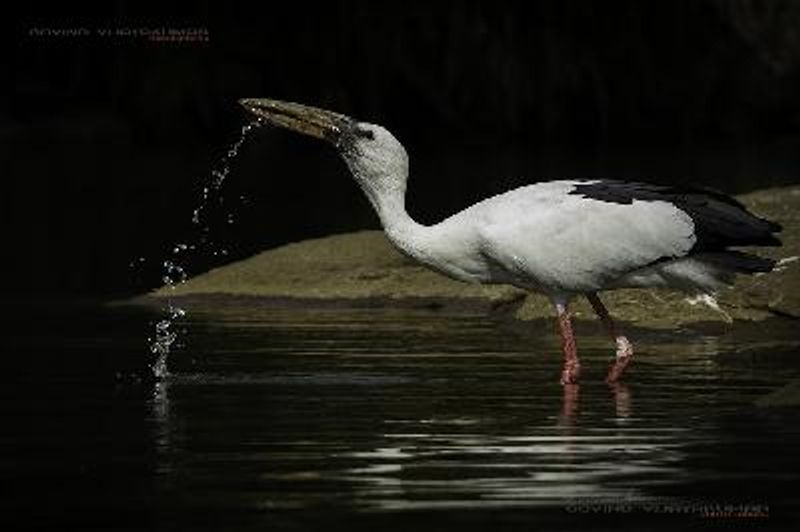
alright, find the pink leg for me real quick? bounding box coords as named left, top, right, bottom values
left=555, top=302, right=581, bottom=385
left=586, top=293, right=634, bottom=383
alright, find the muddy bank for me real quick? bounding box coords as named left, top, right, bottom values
left=131, top=186, right=800, bottom=329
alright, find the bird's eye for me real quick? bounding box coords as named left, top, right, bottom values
left=355, top=128, right=375, bottom=140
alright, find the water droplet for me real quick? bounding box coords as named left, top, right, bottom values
left=147, top=116, right=257, bottom=381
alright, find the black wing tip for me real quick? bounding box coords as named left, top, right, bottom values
left=748, top=217, right=782, bottom=246
left=569, top=179, right=783, bottom=249
left=766, top=219, right=783, bottom=233
left=702, top=251, right=777, bottom=273
left=742, top=256, right=777, bottom=273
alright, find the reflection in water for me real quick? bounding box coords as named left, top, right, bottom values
left=559, top=384, right=580, bottom=426
left=10, top=303, right=797, bottom=531
left=143, top=307, right=799, bottom=519
left=610, top=383, right=632, bottom=419
left=334, top=382, right=678, bottom=511
left=151, top=380, right=171, bottom=448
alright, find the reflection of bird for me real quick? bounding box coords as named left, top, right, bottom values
left=240, top=99, right=782, bottom=385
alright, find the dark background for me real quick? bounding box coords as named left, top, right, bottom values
left=4, top=0, right=800, bottom=299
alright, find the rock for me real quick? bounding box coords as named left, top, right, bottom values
left=720, top=187, right=800, bottom=320
left=133, top=186, right=800, bottom=328
left=137, top=230, right=524, bottom=310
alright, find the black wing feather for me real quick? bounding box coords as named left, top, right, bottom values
left=569, top=180, right=782, bottom=252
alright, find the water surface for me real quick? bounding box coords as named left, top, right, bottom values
left=4, top=302, right=799, bottom=530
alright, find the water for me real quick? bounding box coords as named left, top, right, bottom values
left=4, top=301, right=800, bottom=530
left=143, top=120, right=263, bottom=374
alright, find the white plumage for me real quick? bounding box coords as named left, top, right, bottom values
left=240, top=99, right=782, bottom=385
left=424, top=181, right=697, bottom=292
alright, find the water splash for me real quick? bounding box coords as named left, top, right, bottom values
left=190, top=121, right=261, bottom=229
left=149, top=304, right=185, bottom=378
left=145, top=120, right=263, bottom=379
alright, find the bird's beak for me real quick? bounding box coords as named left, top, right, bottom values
left=239, top=98, right=351, bottom=146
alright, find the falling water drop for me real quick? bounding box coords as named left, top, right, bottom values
left=147, top=119, right=263, bottom=379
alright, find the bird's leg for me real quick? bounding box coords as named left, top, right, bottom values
left=586, top=293, right=634, bottom=383
left=555, top=302, right=580, bottom=385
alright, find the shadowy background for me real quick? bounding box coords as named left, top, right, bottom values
left=3, top=0, right=800, bottom=299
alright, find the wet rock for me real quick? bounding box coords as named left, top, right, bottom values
left=135, top=186, right=800, bottom=328
left=721, top=187, right=800, bottom=320
left=138, top=231, right=524, bottom=310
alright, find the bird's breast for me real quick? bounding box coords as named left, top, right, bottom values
left=384, top=224, right=497, bottom=285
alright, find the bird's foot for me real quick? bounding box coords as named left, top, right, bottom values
left=605, top=337, right=633, bottom=383
left=560, top=360, right=581, bottom=385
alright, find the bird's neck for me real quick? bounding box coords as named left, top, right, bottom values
left=356, top=173, right=432, bottom=263
left=380, top=192, right=430, bottom=257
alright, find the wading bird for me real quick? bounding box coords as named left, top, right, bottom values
left=239, top=98, right=781, bottom=385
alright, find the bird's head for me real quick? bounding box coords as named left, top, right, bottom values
left=239, top=98, right=408, bottom=207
